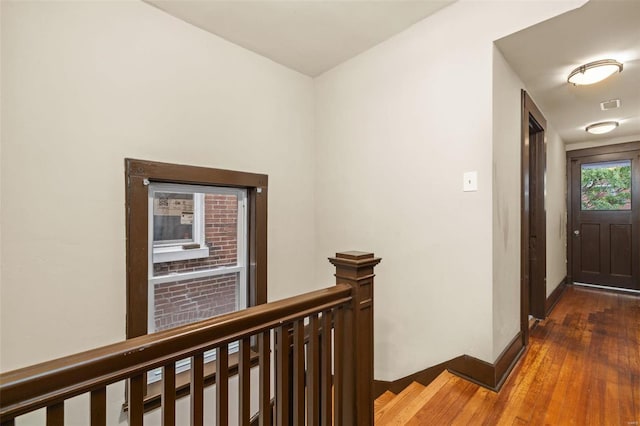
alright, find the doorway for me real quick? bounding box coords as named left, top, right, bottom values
left=521, top=91, right=547, bottom=345
left=567, top=142, right=640, bottom=291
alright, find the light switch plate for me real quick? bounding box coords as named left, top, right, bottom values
left=463, top=171, right=478, bottom=192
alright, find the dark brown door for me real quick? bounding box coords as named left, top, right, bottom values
left=529, top=125, right=546, bottom=318
left=569, top=145, right=640, bottom=291
left=521, top=91, right=548, bottom=344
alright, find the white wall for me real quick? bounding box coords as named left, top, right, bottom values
left=492, top=46, right=524, bottom=359
left=546, top=124, right=568, bottom=296
left=0, top=0, right=316, bottom=377
left=492, top=47, right=568, bottom=357
left=314, top=0, right=584, bottom=380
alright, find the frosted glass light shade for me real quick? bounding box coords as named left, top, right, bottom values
left=585, top=121, right=619, bottom=135
left=568, top=60, right=623, bottom=85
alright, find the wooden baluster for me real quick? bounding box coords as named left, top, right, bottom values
left=259, top=330, right=271, bottom=426
left=128, top=374, right=144, bottom=426
left=90, top=387, right=106, bottom=426
left=307, top=313, right=320, bottom=426
left=238, top=337, right=251, bottom=426
left=275, top=325, right=291, bottom=426
left=46, top=402, right=64, bottom=426
left=191, top=354, right=204, bottom=426
left=329, top=252, right=381, bottom=426
left=217, top=344, right=229, bottom=426
left=162, top=363, right=176, bottom=426
left=320, top=311, right=333, bottom=426
left=332, top=307, right=344, bottom=425
left=292, top=319, right=306, bottom=425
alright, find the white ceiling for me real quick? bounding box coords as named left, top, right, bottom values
left=496, top=0, right=640, bottom=144
left=147, top=0, right=639, bottom=146
left=145, top=0, right=455, bottom=77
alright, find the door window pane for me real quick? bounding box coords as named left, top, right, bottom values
left=581, top=160, right=631, bottom=211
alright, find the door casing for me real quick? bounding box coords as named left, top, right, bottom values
left=521, top=91, right=547, bottom=346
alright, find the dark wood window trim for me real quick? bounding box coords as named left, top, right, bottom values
left=124, top=158, right=268, bottom=408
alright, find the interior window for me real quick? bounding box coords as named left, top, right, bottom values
left=125, top=159, right=268, bottom=386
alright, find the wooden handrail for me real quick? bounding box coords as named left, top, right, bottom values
left=1, top=251, right=381, bottom=426
left=0, top=284, right=352, bottom=420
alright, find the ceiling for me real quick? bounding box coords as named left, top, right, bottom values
left=145, top=0, right=455, bottom=77
left=147, top=0, right=638, bottom=146
left=496, top=0, right=640, bottom=144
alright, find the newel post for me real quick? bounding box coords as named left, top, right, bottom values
left=329, top=251, right=381, bottom=426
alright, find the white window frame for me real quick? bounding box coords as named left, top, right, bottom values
left=147, top=182, right=248, bottom=331
left=146, top=183, right=248, bottom=384
left=149, top=183, right=209, bottom=263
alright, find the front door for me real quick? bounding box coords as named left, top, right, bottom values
left=568, top=143, right=640, bottom=291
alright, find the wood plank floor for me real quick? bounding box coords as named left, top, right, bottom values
left=377, top=285, right=640, bottom=425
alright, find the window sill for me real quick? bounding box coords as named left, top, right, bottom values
left=123, top=350, right=260, bottom=413
left=153, top=246, right=209, bottom=263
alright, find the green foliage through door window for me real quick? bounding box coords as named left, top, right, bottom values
left=581, top=160, right=631, bottom=210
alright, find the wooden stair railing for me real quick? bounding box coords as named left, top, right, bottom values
left=0, top=251, right=380, bottom=426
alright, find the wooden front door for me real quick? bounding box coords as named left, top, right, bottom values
left=568, top=143, right=640, bottom=291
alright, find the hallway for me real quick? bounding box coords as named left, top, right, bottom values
left=375, top=285, right=640, bottom=425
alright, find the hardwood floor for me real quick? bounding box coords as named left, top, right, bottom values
left=375, top=285, right=640, bottom=425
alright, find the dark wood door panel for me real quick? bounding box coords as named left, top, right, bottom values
left=579, top=223, right=601, bottom=273
left=610, top=224, right=632, bottom=277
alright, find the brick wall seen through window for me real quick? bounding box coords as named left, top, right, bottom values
left=151, top=192, right=245, bottom=332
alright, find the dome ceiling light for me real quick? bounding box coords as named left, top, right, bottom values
left=585, top=121, right=619, bottom=135
left=567, top=59, right=623, bottom=85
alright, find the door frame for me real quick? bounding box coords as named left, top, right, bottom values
left=521, top=90, right=547, bottom=346
left=566, top=141, right=640, bottom=288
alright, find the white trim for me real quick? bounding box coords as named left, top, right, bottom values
left=573, top=281, right=640, bottom=294
left=193, top=193, right=204, bottom=247
left=152, top=246, right=210, bottom=263
left=149, top=182, right=245, bottom=196
left=150, top=265, right=244, bottom=286
left=236, top=193, right=248, bottom=310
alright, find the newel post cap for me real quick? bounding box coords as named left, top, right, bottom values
left=328, top=251, right=381, bottom=266
left=328, top=251, right=381, bottom=281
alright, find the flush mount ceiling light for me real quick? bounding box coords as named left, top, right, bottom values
left=585, top=121, right=619, bottom=135
left=567, top=59, right=623, bottom=85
